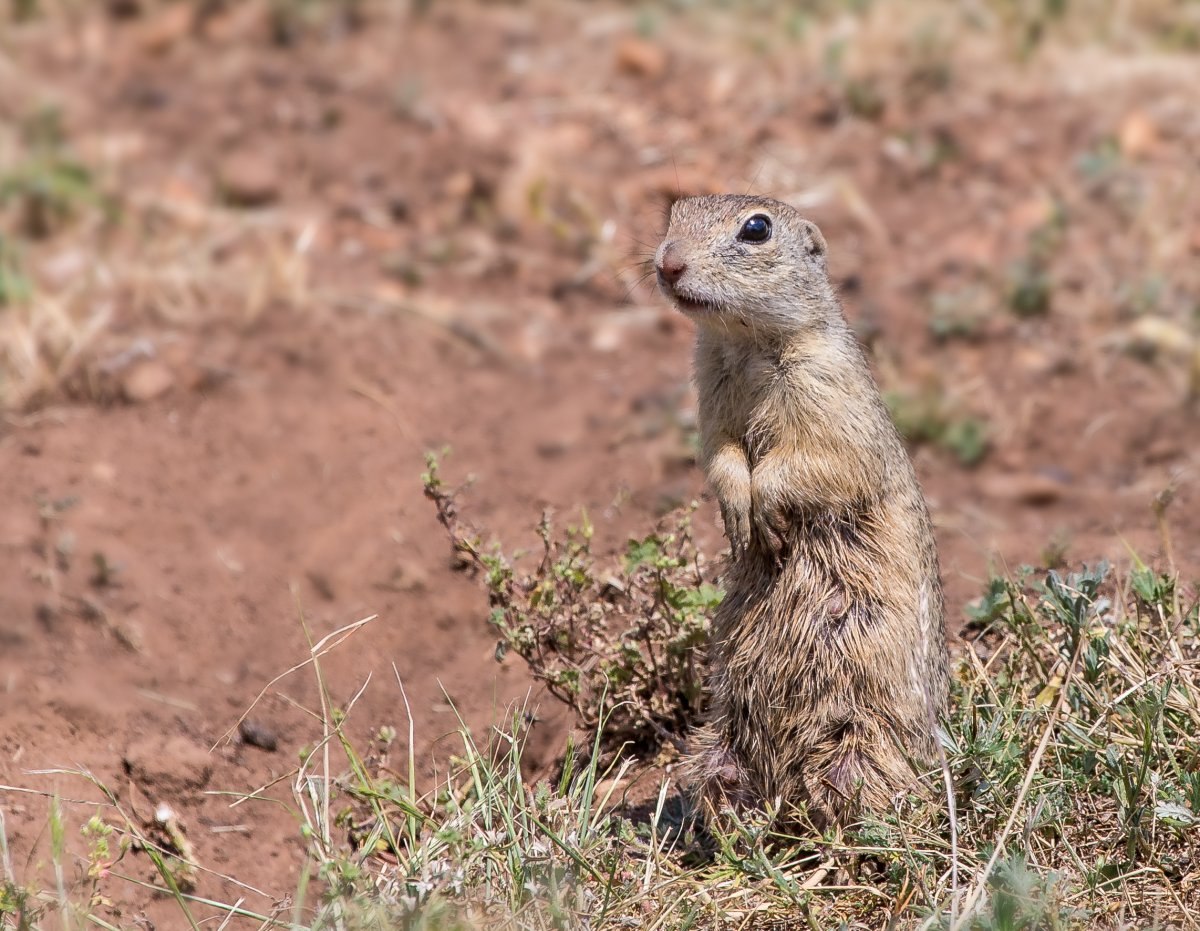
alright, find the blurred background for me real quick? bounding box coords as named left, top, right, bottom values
left=1, top=0, right=1198, bottom=917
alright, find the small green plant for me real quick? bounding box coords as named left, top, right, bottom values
left=1040, top=531, right=1071, bottom=570
left=268, top=0, right=367, bottom=45
left=1076, top=138, right=1122, bottom=182
left=1004, top=202, right=1066, bottom=320
left=1116, top=275, right=1167, bottom=318
left=0, top=107, right=102, bottom=239
left=0, top=234, right=33, bottom=306
left=929, top=286, right=992, bottom=341
left=7, top=0, right=40, bottom=22
left=993, top=0, right=1070, bottom=59
left=940, top=416, right=989, bottom=466
left=423, top=453, right=720, bottom=759
left=905, top=18, right=955, bottom=98
left=0, top=883, right=40, bottom=930
left=886, top=387, right=990, bottom=466
left=634, top=7, right=659, bottom=38
left=964, top=854, right=1077, bottom=930
left=843, top=77, right=886, bottom=120
left=1005, top=256, right=1053, bottom=318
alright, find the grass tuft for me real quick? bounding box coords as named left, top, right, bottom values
left=886, top=387, right=991, bottom=467
left=312, top=545, right=1200, bottom=930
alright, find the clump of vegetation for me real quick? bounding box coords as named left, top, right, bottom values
left=904, top=18, right=955, bottom=99
left=0, top=234, right=33, bottom=307
left=268, top=0, right=367, bottom=45
left=886, top=386, right=990, bottom=466
left=1005, top=203, right=1067, bottom=320
left=928, top=285, right=992, bottom=342
left=423, top=453, right=721, bottom=760
left=1005, top=255, right=1054, bottom=319
left=5, top=0, right=40, bottom=23
left=943, top=559, right=1200, bottom=927
left=0, top=107, right=104, bottom=239
left=0, top=105, right=115, bottom=410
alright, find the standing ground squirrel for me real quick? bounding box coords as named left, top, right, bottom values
left=654, top=194, right=948, bottom=830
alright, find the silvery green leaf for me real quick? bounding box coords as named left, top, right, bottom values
left=1154, top=801, right=1197, bottom=829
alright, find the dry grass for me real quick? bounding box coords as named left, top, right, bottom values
left=4, top=489, right=1199, bottom=929
left=0, top=67, right=314, bottom=412
left=0, top=213, right=315, bottom=413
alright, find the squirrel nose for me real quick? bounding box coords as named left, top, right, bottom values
left=656, top=243, right=688, bottom=286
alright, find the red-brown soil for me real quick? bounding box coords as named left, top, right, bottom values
left=2, top=2, right=1198, bottom=925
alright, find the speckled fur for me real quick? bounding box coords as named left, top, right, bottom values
left=655, top=195, right=948, bottom=830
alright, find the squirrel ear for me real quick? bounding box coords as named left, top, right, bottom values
left=801, top=220, right=827, bottom=258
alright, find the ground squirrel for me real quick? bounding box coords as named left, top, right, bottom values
left=654, top=194, right=948, bottom=830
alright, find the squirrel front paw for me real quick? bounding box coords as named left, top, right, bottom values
left=706, top=442, right=753, bottom=558
left=751, top=501, right=788, bottom=558
left=719, top=496, right=752, bottom=557
left=750, top=467, right=792, bottom=560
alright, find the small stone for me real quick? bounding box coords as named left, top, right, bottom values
left=40, top=249, right=89, bottom=287
left=443, top=170, right=474, bottom=201
left=518, top=318, right=551, bottom=363
left=1014, top=346, right=1054, bottom=376
left=591, top=308, right=662, bottom=352
left=238, top=719, right=279, bottom=753
left=592, top=777, right=626, bottom=808
left=35, top=601, right=59, bottom=629
left=1125, top=316, right=1194, bottom=359
left=107, top=0, right=144, bottom=18
left=306, top=570, right=336, bottom=601
left=706, top=66, right=738, bottom=105
left=1145, top=439, right=1181, bottom=463
left=218, top=151, right=281, bottom=207
left=1119, top=111, right=1159, bottom=160
left=378, top=563, right=428, bottom=593
left=138, top=3, right=193, bottom=54
left=982, top=473, right=1065, bottom=507
left=591, top=320, right=623, bottom=353
left=1007, top=195, right=1056, bottom=235
left=120, top=360, right=174, bottom=403
left=536, top=439, right=571, bottom=458
left=942, top=230, right=997, bottom=269
left=615, top=36, right=668, bottom=80
left=157, top=175, right=210, bottom=227
left=195, top=0, right=261, bottom=42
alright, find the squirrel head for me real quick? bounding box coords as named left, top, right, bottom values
left=655, top=195, right=836, bottom=338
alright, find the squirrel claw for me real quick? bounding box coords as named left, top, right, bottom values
left=720, top=502, right=752, bottom=558
left=752, top=507, right=789, bottom=563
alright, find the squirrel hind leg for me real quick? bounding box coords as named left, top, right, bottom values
left=803, top=725, right=909, bottom=828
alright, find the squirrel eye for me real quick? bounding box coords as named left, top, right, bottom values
left=738, top=214, right=772, bottom=243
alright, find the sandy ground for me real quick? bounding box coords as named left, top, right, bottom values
left=1, top=1, right=1198, bottom=924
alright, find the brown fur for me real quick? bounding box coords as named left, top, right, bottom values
left=654, top=195, right=948, bottom=830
